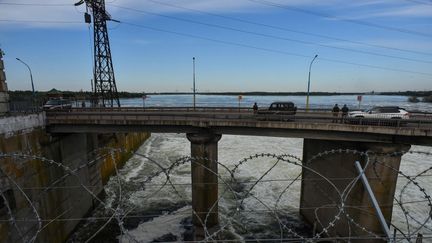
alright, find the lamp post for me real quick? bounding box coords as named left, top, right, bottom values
left=142, top=92, right=147, bottom=109
left=16, top=58, right=35, bottom=102
left=193, top=57, right=196, bottom=110
left=306, top=54, right=318, bottom=111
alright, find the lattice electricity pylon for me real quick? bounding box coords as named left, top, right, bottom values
left=75, top=0, right=120, bottom=107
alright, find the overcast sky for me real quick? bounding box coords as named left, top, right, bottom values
left=0, top=0, right=431, bottom=92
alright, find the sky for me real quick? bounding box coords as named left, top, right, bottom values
left=0, top=0, right=431, bottom=93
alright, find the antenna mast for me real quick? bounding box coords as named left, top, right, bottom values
left=75, top=0, right=120, bottom=107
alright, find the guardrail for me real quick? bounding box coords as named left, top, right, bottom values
left=67, top=106, right=432, bottom=115
left=69, top=106, right=255, bottom=113
left=9, top=100, right=43, bottom=114
left=45, top=107, right=432, bottom=129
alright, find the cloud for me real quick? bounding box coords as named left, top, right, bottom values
left=321, top=38, right=432, bottom=53
left=0, top=0, right=345, bottom=29
left=365, top=5, right=432, bottom=18
left=0, top=1, right=83, bottom=29
left=334, top=3, right=432, bottom=20
left=346, top=0, right=398, bottom=7
left=1, top=0, right=431, bottom=29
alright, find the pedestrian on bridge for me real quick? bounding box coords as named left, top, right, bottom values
left=341, top=104, right=349, bottom=123
left=253, top=102, right=258, bottom=114
left=332, top=104, right=340, bottom=123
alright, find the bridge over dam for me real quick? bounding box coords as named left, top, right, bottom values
left=46, top=107, right=432, bottom=241
left=47, top=107, right=432, bottom=145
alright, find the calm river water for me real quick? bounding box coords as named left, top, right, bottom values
left=70, top=95, right=432, bottom=242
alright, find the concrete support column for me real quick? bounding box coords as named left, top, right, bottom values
left=187, top=132, right=221, bottom=240
left=300, top=139, right=410, bottom=241
left=0, top=49, right=9, bottom=115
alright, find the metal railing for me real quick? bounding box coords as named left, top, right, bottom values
left=45, top=107, right=432, bottom=129
left=8, top=101, right=42, bottom=114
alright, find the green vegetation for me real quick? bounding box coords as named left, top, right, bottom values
left=7, top=90, right=432, bottom=101
left=152, top=91, right=361, bottom=96
left=423, top=96, right=432, bottom=103
left=380, top=91, right=432, bottom=97
left=408, top=96, right=420, bottom=103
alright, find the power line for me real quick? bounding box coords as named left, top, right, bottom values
left=1, top=20, right=430, bottom=75
left=109, top=4, right=432, bottom=64
left=4, top=0, right=431, bottom=57
left=246, top=0, right=432, bottom=38
left=0, top=2, right=72, bottom=6
left=143, top=0, right=432, bottom=57
left=119, top=21, right=432, bottom=77
left=0, top=19, right=81, bottom=24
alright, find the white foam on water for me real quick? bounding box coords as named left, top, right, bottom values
left=218, top=135, right=303, bottom=211
left=393, top=145, right=432, bottom=233
left=120, top=206, right=190, bottom=243
left=115, top=133, right=432, bottom=241
left=123, top=135, right=155, bottom=182
left=117, top=134, right=306, bottom=242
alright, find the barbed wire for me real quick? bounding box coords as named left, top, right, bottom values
left=0, top=147, right=430, bottom=242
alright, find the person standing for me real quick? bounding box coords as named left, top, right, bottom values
left=341, top=104, right=349, bottom=123
left=332, top=104, right=340, bottom=123
left=253, top=102, right=258, bottom=114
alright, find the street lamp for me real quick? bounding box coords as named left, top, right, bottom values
left=16, top=58, right=35, bottom=100
left=306, top=54, right=318, bottom=111
left=192, top=57, right=196, bottom=110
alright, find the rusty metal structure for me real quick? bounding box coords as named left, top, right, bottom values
left=75, top=0, right=120, bottom=107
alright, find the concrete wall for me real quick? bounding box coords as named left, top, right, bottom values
left=0, top=114, right=149, bottom=242
left=0, top=113, right=45, bottom=136
left=0, top=49, right=9, bottom=115
left=98, top=133, right=150, bottom=185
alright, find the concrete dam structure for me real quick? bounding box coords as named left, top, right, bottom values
left=0, top=113, right=149, bottom=242
left=0, top=106, right=430, bottom=241
left=44, top=108, right=432, bottom=241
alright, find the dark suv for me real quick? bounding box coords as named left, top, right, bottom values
left=267, top=101, right=297, bottom=115
left=256, top=101, right=298, bottom=120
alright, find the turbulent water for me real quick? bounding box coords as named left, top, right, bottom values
left=70, top=95, right=432, bottom=242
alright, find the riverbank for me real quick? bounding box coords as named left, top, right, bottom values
left=8, top=90, right=432, bottom=100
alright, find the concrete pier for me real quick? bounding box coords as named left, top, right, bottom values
left=300, top=139, right=410, bottom=241
left=0, top=49, right=9, bottom=115
left=187, top=133, right=221, bottom=240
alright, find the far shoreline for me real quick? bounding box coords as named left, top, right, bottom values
left=146, top=91, right=423, bottom=96
left=7, top=90, right=432, bottom=100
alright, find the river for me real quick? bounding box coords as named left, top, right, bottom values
left=70, top=95, right=432, bottom=242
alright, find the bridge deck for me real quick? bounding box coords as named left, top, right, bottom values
left=45, top=107, right=432, bottom=146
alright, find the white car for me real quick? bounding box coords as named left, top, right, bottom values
left=348, top=106, right=410, bottom=119
left=43, top=99, right=72, bottom=111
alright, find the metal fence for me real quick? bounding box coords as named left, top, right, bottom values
left=8, top=100, right=42, bottom=114
left=47, top=107, right=432, bottom=129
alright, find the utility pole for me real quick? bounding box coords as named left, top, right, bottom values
left=306, top=54, right=318, bottom=111
left=16, top=58, right=35, bottom=109
left=75, top=0, right=120, bottom=107
left=193, top=57, right=196, bottom=110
